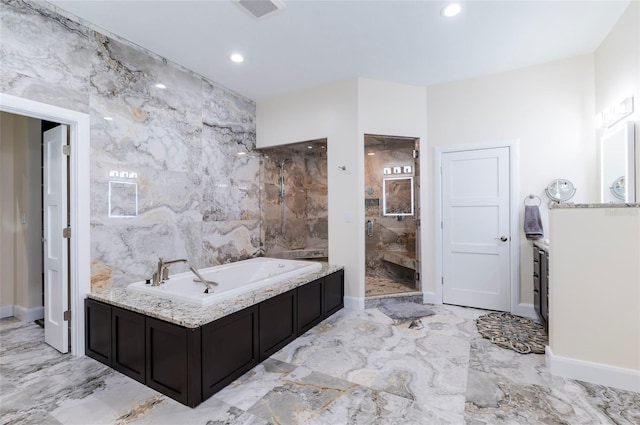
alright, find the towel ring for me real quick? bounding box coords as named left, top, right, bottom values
left=524, top=194, right=541, bottom=206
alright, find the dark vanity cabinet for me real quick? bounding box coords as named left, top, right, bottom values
left=533, top=246, right=549, bottom=328
left=85, top=268, right=344, bottom=407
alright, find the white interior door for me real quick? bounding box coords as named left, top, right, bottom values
left=441, top=147, right=511, bottom=311
left=43, top=125, right=69, bottom=353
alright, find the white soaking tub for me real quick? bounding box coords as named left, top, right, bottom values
left=127, top=257, right=322, bottom=306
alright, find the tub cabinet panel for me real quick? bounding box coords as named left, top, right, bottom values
left=112, top=308, right=145, bottom=384
left=85, top=299, right=111, bottom=366
left=85, top=268, right=344, bottom=408
left=297, top=277, right=324, bottom=335
left=146, top=317, right=201, bottom=407
left=259, top=289, right=297, bottom=360
left=201, top=305, right=259, bottom=399
left=323, top=271, right=344, bottom=317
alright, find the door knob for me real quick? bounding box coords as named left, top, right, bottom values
left=495, top=236, right=508, bottom=242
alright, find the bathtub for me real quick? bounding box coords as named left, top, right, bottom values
left=127, top=257, right=322, bottom=306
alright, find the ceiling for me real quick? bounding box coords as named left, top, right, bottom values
left=49, top=0, right=631, bottom=102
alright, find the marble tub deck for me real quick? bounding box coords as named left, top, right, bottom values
left=2, top=305, right=639, bottom=425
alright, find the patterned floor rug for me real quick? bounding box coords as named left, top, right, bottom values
left=476, top=312, right=548, bottom=354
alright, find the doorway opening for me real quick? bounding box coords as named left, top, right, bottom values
left=364, top=134, right=421, bottom=298
left=1, top=93, right=91, bottom=356
left=0, top=112, right=71, bottom=353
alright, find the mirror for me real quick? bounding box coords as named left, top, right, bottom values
left=383, top=177, right=414, bottom=216
left=600, top=121, right=636, bottom=203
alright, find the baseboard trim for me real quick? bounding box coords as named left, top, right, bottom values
left=546, top=346, right=640, bottom=393
left=14, top=305, right=44, bottom=322
left=422, top=291, right=440, bottom=305
left=512, top=303, right=538, bottom=320
left=344, top=296, right=364, bottom=310
left=0, top=305, right=14, bottom=319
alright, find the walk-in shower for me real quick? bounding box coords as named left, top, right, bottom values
left=364, top=135, right=420, bottom=297
left=259, top=140, right=328, bottom=261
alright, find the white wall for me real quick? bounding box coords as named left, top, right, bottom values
left=357, top=79, right=428, bottom=298
left=257, top=79, right=428, bottom=305
left=0, top=112, right=17, bottom=316
left=549, top=206, right=640, bottom=391
left=257, top=80, right=360, bottom=301
left=426, top=55, right=597, bottom=304
left=594, top=0, right=640, bottom=198
left=0, top=111, right=43, bottom=318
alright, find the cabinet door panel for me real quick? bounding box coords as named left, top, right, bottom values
left=146, top=317, right=190, bottom=405
left=297, top=278, right=323, bottom=335
left=112, top=308, right=145, bottom=383
left=259, top=289, right=296, bottom=360
left=202, top=306, right=258, bottom=399
left=85, top=299, right=111, bottom=366
left=541, top=251, right=549, bottom=326
left=323, top=271, right=344, bottom=317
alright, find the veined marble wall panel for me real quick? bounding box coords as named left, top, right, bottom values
left=0, top=1, right=92, bottom=102
left=2, top=0, right=258, bottom=288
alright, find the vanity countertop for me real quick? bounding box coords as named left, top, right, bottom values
left=551, top=203, right=640, bottom=209
left=87, top=263, right=344, bottom=328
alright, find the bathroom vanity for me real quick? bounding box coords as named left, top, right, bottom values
left=85, top=266, right=344, bottom=407
left=532, top=241, right=549, bottom=329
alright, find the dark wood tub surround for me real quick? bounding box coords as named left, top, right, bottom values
left=86, top=269, right=344, bottom=407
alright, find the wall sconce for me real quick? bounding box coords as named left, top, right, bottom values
left=383, top=167, right=392, bottom=175
left=596, top=97, right=634, bottom=129
left=109, top=170, right=138, bottom=179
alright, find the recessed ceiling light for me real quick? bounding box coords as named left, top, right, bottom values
left=307, top=146, right=313, bottom=149
left=367, top=152, right=375, bottom=156
left=441, top=3, right=461, bottom=17
left=230, top=53, right=244, bottom=63
left=237, top=152, right=247, bottom=156
left=103, top=116, right=113, bottom=121
left=155, top=83, right=166, bottom=89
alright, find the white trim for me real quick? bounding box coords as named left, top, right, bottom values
left=422, top=291, right=440, bottom=305
left=546, top=346, right=640, bottom=393
left=344, top=296, right=365, bottom=310
left=434, top=140, right=521, bottom=312
left=512, top=303, right=537, bottom=321
left=0, top=93, right=90, bottom=356
left=0, top=305, right=14, bottom=319
left=14, top=305, right=44, bottom=322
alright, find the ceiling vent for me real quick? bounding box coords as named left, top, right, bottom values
left=235, top=0, right=285, bottom=19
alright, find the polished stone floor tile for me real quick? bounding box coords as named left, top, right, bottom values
left=2, top=306, right=639, bottom=425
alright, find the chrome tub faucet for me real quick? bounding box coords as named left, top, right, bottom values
left=151, top=257, right=187, bottom=286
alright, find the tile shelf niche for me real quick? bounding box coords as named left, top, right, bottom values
left=85, top=269, right=344, bottom=407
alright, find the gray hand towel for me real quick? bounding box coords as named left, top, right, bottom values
left=524, top=205, right=543, bottom=240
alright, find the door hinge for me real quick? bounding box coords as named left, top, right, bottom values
left=62, top=145, right=70, bottom=156
left=63, top=227, right=71, bottom=238
left=412, top=149, right=419, bottom=159
left=441, top=221, right=443, bottom=229
left=63, top=310, right=71, bottom=321
left=415, top=272, right=420, bottom=281
left=441, top=276, right=444, bottom=285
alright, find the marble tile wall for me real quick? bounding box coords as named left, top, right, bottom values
left=260, top=141, right=328, bottom=257
left=364, top=138, right=416, bottom=280
left=1, top=0, right=259, bottom=289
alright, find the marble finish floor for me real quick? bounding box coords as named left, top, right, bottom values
left=365, top=275, right=417, bottom=297
left=2, top=305, right=639, bottom=425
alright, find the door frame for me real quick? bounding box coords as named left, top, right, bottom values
left=434, top=140, right=522, bottom=314
left=1, top=93, right=90, bottom=355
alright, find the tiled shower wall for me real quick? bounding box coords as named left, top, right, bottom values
left=260, top=144, right=328, bottom=258
left=1, top=0, right=259, bottom=289
left=364, top=140, right=416, bottom=279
